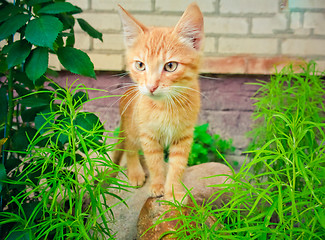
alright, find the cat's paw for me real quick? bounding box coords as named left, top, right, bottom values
left=128, top=169, right=146, bottom=187
left=150, top=183, right=165, bottom=198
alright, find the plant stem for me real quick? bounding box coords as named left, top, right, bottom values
left=3, top=67, right=14, bottom=166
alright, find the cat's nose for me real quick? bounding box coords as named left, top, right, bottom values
left=147, top=84, right=158, bottom=94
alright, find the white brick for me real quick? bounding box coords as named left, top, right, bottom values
left=74, top=33, right=91, bottom=50
left=304, top=12, right=325, bottom=35
left=93, top=34, right=124, bottom=51
left=290, top=12, right=311, bottom=35
left=282, top=39, right=325, bottom=56
left=49, top=54, right=62, bottom=71
left=88, top=53, right=124, bottom=71
left=205, top=17, right=248, bottom=34
left=133, top=14, right=180, bottom=27
left=290, top=12, right=302, bottom=29
left=219, top=37, right=278, bottom=55
left=0, top=40, right=7, bottom=48
left=293, top=28, right=312, bottom=36
left=0, top=34, right=20, bottom=48
left=220, top=0, right=278, bottom=14
left=77, top=13, right=120, bottom=31
left=289, top=0, right=325, bottom=9
left=67, top=0, right=89, bottom=10
left=92, top=0, right=152, bottom=11
left=203, top=37, right=216, bottom=53
left=252, top=14, right=287, bottom=34
left=156, top=0, right=215, bottom=13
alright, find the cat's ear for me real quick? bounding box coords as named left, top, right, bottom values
left=173, top=3, right=204, bottom=51
left=118, top=5, right=148, bottom=48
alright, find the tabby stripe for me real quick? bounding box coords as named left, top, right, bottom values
left=173, top=134, right=192, bottom=145
left=169, top=151, right=187, bottom=158
left=140, top=133, right=156, bottom=142
left=144, top=149, right=163, bottom=155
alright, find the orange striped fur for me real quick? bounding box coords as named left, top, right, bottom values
left=114, top=3, right=204, bottom=201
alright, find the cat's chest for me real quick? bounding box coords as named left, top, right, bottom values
left=144, top=110, right=184, bottom=146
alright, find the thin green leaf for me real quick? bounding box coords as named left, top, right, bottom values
left=72, top=91, right=88, bottom=109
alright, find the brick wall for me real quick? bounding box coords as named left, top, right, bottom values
left=49, top=0, right=325, bottom=74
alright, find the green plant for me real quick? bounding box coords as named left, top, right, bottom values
left=248, top=61, right=325, bottom=182
left=0, top=0, right=102, bottom=165
left=0, top=80, right=128, bottom=239
left=188, top=123, right=235, bottom=166
left=0, top=0, right=103, bottom=232
left=146, top=62, right=325, bottom=239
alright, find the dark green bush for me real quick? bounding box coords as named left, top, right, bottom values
left=188, top=123, right=235, bottom=166
left=0, top=1, right=130, bottom=239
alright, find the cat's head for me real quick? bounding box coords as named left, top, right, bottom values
left=118, top=3, right=204, bottom=100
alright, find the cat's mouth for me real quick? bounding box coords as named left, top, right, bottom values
left=139, top=85, right=167, bottom=100
left=144, top=91, right=166, bottom=100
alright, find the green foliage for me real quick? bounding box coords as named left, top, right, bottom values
left=0, top=0, right=101, bottom=81
left=0, top=0, right=103, bottom=168
left=25, top=15, right=63, bottom=49
left=248, top=61, right=325, bottom=180
left=0, top=1, right=121, bottom=239
left=0, top=80, right=127, bottom=239
left=151, top=62, right=325, bottom=239
left=57, top=47, right=95, bottom=78
left=188, top=123, right=235, bottom=166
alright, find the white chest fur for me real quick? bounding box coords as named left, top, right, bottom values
left=147, top=111, right=182, bottom=147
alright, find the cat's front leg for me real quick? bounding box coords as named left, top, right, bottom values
left=165, top=134, right=193, bottom=202
left=140, top=133, right=166, bottom=197
left=126, top=150, right=146, bottom=187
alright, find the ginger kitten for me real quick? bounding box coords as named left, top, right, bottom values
left=114, top=3, right=203, bottom=201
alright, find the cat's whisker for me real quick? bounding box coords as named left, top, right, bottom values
left=162, top=91, right=175, bottom=113
left=121, top=94, right=138, bottom=117
left=100, top=82, right=135, bottom=93
left=169, top=94, right=176, bottom=112
left=117, top=73, right=131, bottom=81
left=106, top=95, right=123, bottom=110
left=109, top=83, right=138, bottom=93
left=172, top=88, right=195, bottom=108
left=171, top=85, right=206, bottom=98
left=102, top=87, right=135, bottom=111
left=173, top=94, right=189, bottom=113
left=180, top=92, right=194, bottom=106
left=110, top=71, right=130, bottom=78
left=199, top=74, right=223, bottom=81
left=121, top=88, right=140, bottom=116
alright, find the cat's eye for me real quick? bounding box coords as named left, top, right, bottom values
left=135, top=61, right=146, bottom=71
left=164, top=62, right=178, bottom=72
